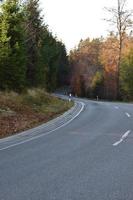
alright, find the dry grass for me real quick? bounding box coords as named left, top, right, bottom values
left=0, top=89, right=73, bottom=138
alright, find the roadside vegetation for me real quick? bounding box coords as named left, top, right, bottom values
left=0, top=89, right=73, bottom=138
left=69, top=0, right=133, bottom=101
left=0, top=0, right=72, bottom=138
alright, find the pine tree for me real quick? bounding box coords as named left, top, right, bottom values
left=0, top=0, right=26, bottom=91
left=56, top=42, right=69, bottom=87
left=39, top=32, right=59, bottom=91
left=24, top=0, right=44, bottom=87
left=0, top=0, right=70, bottom=92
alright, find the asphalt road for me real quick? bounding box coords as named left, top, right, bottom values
left=0, top=97, right=133, bottom=200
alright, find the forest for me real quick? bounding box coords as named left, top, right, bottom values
left=70, top=0, right=133, bottom=101
left=70, top=34, right=133, bottom=100
left=0, top=0, right=133, bottom=101
left=0, top=0, right=69, bottom=92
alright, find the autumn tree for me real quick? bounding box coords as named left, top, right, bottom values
left=69, top=48, right=85, bottom=96
left=104, top=0, right=133, bottom=98
left=70, top=38, right=103, bottom=97
left=100, top=33, right=119, bottom=99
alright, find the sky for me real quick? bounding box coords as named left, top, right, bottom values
left=39, top=0, right=133, bottom=52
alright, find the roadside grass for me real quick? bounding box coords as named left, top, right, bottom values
left=0, top=89, right=73, bottom=138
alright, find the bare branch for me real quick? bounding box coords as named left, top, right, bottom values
left=103, top=0, right=133, bottom=98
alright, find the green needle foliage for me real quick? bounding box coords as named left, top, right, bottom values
left=0, top=0, right=26, bottom=91
left=0, top=0, right=69, bottom=92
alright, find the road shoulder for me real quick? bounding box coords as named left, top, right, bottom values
left=0, top=101, right=84, bottom=151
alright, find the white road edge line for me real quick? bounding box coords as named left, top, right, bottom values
left=0, top=102, right=85, bottom=152
left=125, top=112, right=131, bottom=118
left=113, top=130, right=131, bottom=146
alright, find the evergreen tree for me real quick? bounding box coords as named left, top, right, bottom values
left=56, top=42, right=69, bottom=87
left=40, top=32, right=59, bottom=91
left=0, top=0, right=69, bottom=92
left=0, top=0, right=26, bottom=91
left=24, top=0, right=44, bottom=87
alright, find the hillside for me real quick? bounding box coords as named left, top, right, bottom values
left=0, top=89, right=73, bottom=138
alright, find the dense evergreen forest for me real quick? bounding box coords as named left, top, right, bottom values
left=0, top=0, right=69, bottom=92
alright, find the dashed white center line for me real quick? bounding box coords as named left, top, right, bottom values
left=125, top=112, right=131, bottom=118
left=122, top=131, right=130, bottom=139
left=113, top=138, right=123, bottom=146
left=113, top=130, right=131, bottom=146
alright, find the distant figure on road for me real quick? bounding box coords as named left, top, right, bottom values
left=69, top=93, right=72, bottom=102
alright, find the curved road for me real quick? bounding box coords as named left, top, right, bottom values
left=0, top=97, right=133, bottom=200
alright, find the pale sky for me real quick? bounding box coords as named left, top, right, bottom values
left=40, top=0, right=133, bottom=52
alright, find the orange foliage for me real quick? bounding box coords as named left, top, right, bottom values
left=100, top=35, right=119, bottom=99
left=70, top=34, right=133, bottom=99
left=70, top=38, right=103, bottom=97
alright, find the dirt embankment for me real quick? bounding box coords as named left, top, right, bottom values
left=0, top=89, right=73, bottom=138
